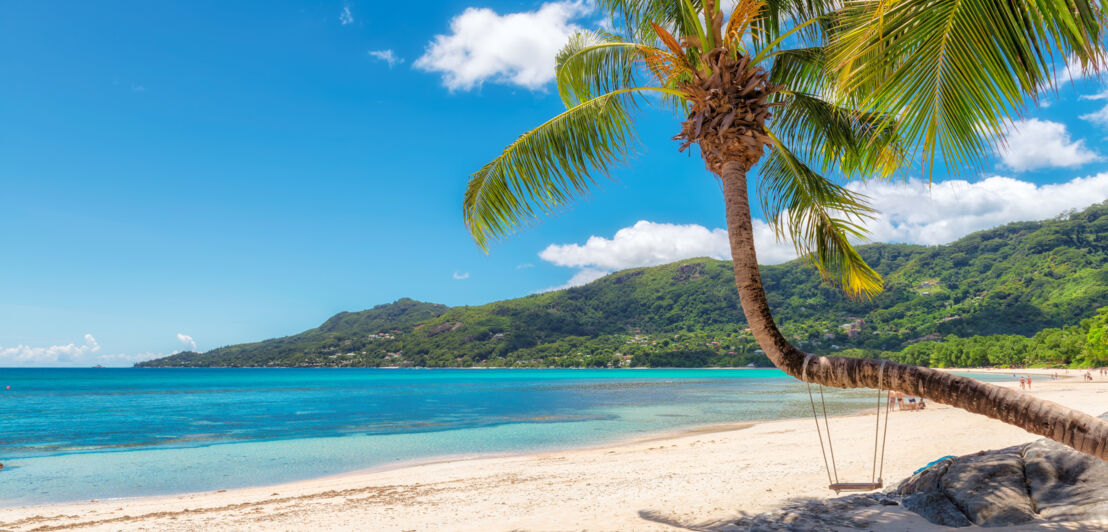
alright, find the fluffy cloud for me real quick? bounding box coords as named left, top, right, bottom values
left=1039, top=53, right=1102, bottom=93
left=0, top=334, right=101, bottom=365
left=368, top=49, right=402, bottom=68
left=1052, top=55, right=1091, bottom=86
left=1081, top=104, right=1108, bottom=126
left=414, top=1, right=590, bottom=90
left=1079, top=87, right=1108, bottom=101
left=339, top=6, right=354, bottom=25
left=453, top=271, right=470, bottom=280
left=0, top=334, right=191, bottom=367
left=176, top=333, right=197, bottom=350
left=540, top=173, right=1108, bottom=289
left=850, top=174, right=1108, bottom=245
left=540, top=267, right=610, bottom=292
left=997, top=119, right=1101, bottom=171
left=538, top=220, right=795, bottom=290
left=540, top=220, right=795, bottom=271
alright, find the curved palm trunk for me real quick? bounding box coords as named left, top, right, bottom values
left=719, top=159, right=1108, bottom=461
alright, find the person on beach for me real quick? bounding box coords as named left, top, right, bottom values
left=907, top=396, right=918, bottom=411
left=888, top=390, right=898, bottom=411
left=1027, top=375, right=1032, bottom=390
left=896, top=391, right=904, bottom=410
left=1019, top=376, right=1025, bottom=390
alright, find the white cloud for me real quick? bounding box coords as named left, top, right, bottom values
left=176, top=333, right=197, bottom=350
left=539, top=173, right=1108, bottom=287
left=848, top=174, right=1108, bottom=246
left=95, top=352, right=164, bottom=366
left=0, top=334, right=101, bottom=366
left=540, top=267, right=610, bottom=292
left=0, top=334, right=191, bottom=367
left=1053, top=55, right=1091, bottom=86
left=414, top=1, right=591, bottom=90
left=1039, top=53, right=1102, bottom=93
left=368, top=49, right=403, bottom=68
left=516, top=263, right=535, bottom=269
left=539, top=220, right=795, bottom=271
left=453, top=271, right=470, bottom=280
left=997, top=119, right=1101, bottom=171
left=339, top=6, right=354, bottom=25
left=1081, top=104, right=1108, bottom=126
left=1080, top=90, right=1108, bottom=101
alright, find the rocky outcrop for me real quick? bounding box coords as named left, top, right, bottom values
left=895, top=411, right=1108, bottom=527
left=725, top=412, right=1108, bottom=530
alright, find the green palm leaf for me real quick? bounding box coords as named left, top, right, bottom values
left=760, top=131, right=883, bottom=299
left=598, top=0, right=708, bottom=44
left=772, top=91, right=904, bottom=179
left=833, top=0, right=1106, bottom=173
left=555, top=31, right=674, bottom=107
left=767, top=46, right=830, bottom=97
left=465, top=88, right=678, bottom=250
left=749, top=0, right=837, bottom=49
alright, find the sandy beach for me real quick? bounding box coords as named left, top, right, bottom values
left=2, top=370, right=1105, bottom=531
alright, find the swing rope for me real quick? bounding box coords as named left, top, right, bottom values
left=803, top=355, right=837, bottom=486
left=804, top=354, right=891, bottom=493
left=871, top=360, right=888, bottom=485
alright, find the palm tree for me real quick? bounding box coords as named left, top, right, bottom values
left=463, top=0, right=1108, bottom=459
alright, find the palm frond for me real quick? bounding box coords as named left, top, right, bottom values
left=772, top=91, right=904, bottom=179
left=465, top=87, right=680, bottom=250
left=598, top=0, right=837, bottom=48
left=724, top=0, right=767, bottom=48
left=767, top=46, right=831, bottom=96
left=598, top=0, right=708, bottom=43
left=555, top=31, right=666, bottom=107
left=759, top=132, right=884, bottom=299
left=748, top=0, right=837, bottom=50
left=832, top=0, right=1106, bottom=174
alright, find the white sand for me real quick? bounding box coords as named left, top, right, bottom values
left=2, top=372, right=1105, bottom=531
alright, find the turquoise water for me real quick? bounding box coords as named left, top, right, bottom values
left=0, top=368, right=1005, bottom=506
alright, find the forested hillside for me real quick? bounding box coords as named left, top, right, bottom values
left=139, top=201, right=1108, bottom=368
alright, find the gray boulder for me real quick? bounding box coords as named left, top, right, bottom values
left=893, top=412, right=1108, bottom=527
left=1022, top=437, right=1108, bottom=521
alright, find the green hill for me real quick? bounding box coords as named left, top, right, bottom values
left=138, top=201, right=1108, bottom=368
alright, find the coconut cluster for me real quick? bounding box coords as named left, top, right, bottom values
left=674, top=50, right=780, bottom=174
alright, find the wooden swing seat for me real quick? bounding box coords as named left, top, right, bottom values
left=829, top=481, right=883, bottom=492
left=804, top=356, right=893, bottom=494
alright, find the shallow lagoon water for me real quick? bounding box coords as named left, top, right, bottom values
left=0, top=368, right=1007, bottom=506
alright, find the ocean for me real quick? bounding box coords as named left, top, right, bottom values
left=0, top=368, right=1005, bottom=506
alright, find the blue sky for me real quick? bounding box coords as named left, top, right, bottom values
left=3, top=1, right=1108, bottom=365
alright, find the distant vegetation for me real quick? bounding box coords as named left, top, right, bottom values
left=840, top=306, right=1108, bottom=368
left=139, top=202, right=1108, bottom=369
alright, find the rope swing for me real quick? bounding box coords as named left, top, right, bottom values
left=803, top=355, right=891, bottom=493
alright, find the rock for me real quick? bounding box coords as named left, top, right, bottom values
left=897, top=456, right=952, bottom=496
left=940, top=445, right=1037, bottom=526
left=727, top=494, right=880, bottom=530
left=1023, top=437, right=1108, bottom=521
left=726, top=412, right=1108, bottom=529
left=900, top=491, right=971, bottom=527
left=890, top=411, right=1108, bottom=528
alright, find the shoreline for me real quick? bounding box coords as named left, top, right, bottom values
left=0, top=369, right=1047, bottom=502
left=3, top=373, right=1105, bottom=530
left=0, top=419, right=770, bottom=511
